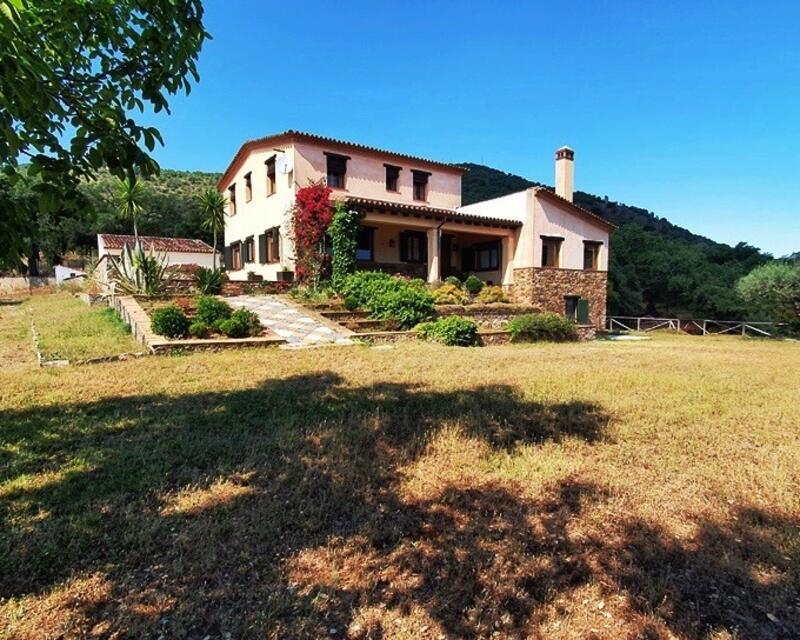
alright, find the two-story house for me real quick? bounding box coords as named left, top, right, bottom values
left=217, top=130, right=615, bottom=327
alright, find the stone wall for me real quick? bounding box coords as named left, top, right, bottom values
left=512, top=267, right=608, bottom=328
left=435, top=304, right=541, bottom=329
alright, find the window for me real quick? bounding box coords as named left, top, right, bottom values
left=231, top=242, right=241, bottom=270
left=356, top=226, right=375, bottom=261
left=266, top=156, right=276, bottom=196
left=325, top=153, right=348, bottom=189
left=473, top=241, right=501, bottom=271
left=400, top=230, right=427, bottom=263
left=266, top=227, right=280, bottom=263
left=244, top=172, right=252, bottom=202
left=565, top=296, right=579, bottom=321
left=583, top=241, right=601, bottom=270
left=541, top=236, right=563, bottom=267
left=412, top=170, right=429, bottom=201
left=385, top=164, right=400, bottom=192
left=228, top=184, right=237, bottom=215
left=244, top=236, right=255, bottom=263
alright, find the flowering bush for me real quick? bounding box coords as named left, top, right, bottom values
left=291, top=182, right=333, bottom=285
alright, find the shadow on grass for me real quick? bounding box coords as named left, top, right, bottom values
left=0, top=372, right=797, bottom=638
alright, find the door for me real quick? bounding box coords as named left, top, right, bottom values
left=565, top=295, right=579, bottom=321
left=441, top=234, right=455, bottom=278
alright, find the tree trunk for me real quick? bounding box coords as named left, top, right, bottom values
left=212, top=229, right=217, bottom=270
left=28, top=242, right=40, bottom=276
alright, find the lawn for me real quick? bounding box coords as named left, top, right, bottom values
left=1, top=295, right=799, bottom=639
left=24, top=292, right=138, bottom=361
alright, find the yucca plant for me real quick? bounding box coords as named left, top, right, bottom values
left=109, top=240, right=174, bottom=295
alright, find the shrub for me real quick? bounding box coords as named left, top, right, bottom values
left=464, top=275, right=484, bottom=295
left=151, top=305, right=190, bottom=338
left=341, top=271, right=434, bottom=328
left=195, top=267, right=223, bottom=294
left=188, top=320, right=210, bottom=338
left=415, top=316, right=479, bottom=346
left=445, top=275, right=462, bottom=288
left=432, top=283, right=469, bottom=305
left=341, top=271, right=395, bottom=309
left=508, top=313, right=577, bottom=342
left=196, top=295, right=231, bottom=325
left=476, top=285, right=507, bottom=304
left=218, top=308, right=262, bottom=338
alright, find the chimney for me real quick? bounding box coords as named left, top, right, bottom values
left=555, top=146, right=574, bottom=202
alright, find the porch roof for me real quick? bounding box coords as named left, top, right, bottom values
left=345, top=196, right=522, bottom=229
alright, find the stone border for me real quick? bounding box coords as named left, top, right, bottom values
left=111, top=294, right=287, bottom=353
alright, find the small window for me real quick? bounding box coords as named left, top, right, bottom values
left=326, top=153, right=348, bottom=189
left=541, top=237, right=562, bottom=268
left=565, top=295, right=579, bottom=321
left=583, top=241, right=601, bottom=270
left=356, top=226, right=375, bottom=261
left=266, top=157, right=276, bottom=196
left=473, top=241, right=500, bottom=271
left=385, top=165, right=400, bottom=192
left=231, top=242, right=241, bottom=270
left=244, top=172, right=252, bottom=202
left=244, top=236, right=255, bottom=263
left=400, top=230, right=427, bottom=263
left=266, top=227, right=280, bottom=263
left=228, top=184, right=237, bottom=215
left=412, top=170, right=429, bottom=201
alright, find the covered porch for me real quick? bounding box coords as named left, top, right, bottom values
left=347, top=197, right=521, bottom=285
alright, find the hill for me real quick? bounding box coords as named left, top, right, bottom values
left=460, top=162, right=769, bottom=318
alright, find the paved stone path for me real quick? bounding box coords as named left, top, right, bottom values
left=226, top=295, right=353, bottom=347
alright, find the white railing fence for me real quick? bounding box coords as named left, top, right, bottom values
left=607, top=316, right=785, bottom=338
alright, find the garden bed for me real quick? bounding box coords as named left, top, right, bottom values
left=114, top=295, right=285, bottom=352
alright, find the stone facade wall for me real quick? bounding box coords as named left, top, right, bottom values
left=512, top=267, right=608, bottom=329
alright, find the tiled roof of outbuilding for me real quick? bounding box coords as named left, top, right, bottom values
left=99, top=234, right=215, bottom=253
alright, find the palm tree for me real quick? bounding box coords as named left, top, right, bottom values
left=116, top=176, right=145, bottom=243
left=199, top=187, right=227, bottom=270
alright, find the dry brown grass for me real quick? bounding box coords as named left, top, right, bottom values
left=1, top=295, right=799, bottom=639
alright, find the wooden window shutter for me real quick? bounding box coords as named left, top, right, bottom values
left=577, top=299, right=590, bottom=324
left=271, top=228, right=280, bottom=263
left=258, top=233, right=267, bottom=264
left=224, top=245, right=233, bottom=270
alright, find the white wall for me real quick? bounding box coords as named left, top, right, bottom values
left=221, top=143, right=296, bottom=280
left=532, top=197, right=609, bottom=270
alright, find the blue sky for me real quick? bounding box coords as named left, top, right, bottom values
left=143, top=0, right=800, bottom=256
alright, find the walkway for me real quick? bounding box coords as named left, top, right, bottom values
left=226, top=295, right=353, bottom=347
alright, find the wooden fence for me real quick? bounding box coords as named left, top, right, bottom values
left=607, top=316, right=785, bottom=338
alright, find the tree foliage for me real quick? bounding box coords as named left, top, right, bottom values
left=736, top=262, right=800, bottom=321
left=0, top=0, right=208, bottom=268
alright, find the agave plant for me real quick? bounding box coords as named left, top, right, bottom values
left=109, top=240, right=174, bottom=295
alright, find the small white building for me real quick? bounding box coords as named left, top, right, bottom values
left=95, top=234, right=219, bottom=282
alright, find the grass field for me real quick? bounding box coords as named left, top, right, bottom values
left=1, top=294, right=799, bottom=639
left=27, top=292, right=138, bottom=361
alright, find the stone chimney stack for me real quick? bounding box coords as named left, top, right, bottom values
left=555, top=146, right=574, bottom=202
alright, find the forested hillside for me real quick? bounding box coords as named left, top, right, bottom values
left=19, top=163, right=772, bottom=319
left=461, top=163, right=770, bottom=318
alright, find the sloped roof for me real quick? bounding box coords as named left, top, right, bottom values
left=218, top=130, right=465, bottom=189
left=99, top=234, right=214, bottom=253
left=345, top=196, right=522, bottom=228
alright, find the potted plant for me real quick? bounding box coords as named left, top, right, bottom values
left=276, top=265, right=294, bottom=282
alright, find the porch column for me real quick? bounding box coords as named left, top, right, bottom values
left=426, top=227, right=440, bottom=283
left=501, top=234, right=515, bottom=286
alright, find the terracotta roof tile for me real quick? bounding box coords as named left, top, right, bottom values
left=344, top=196, right=522, bottom=228
left=99, top=234, right=214, bottom=254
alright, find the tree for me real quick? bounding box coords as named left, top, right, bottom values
left=737, top=262, right=800, bottom=321
left=0, top=0, right=208, bottom=269
left=199, top=188, right=226, bottom=270
left=116, top=177, right=145, bottom=242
